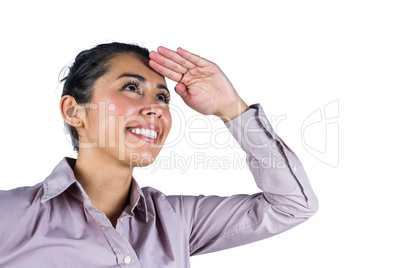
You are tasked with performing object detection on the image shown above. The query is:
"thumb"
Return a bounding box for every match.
[174,83,189,100]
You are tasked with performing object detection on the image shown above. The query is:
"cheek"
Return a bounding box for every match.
[105,97,141,123]
[164,110,172,132]
[87,96,138,138]
[105,100,140,142]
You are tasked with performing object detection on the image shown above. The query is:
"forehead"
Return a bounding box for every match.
[107,53,166,85]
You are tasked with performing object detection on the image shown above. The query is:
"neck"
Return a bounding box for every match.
[73,149,134,227]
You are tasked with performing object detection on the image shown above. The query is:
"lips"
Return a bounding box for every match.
[126,124,160,144]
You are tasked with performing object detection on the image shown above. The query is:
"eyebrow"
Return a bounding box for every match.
[117,73,170,94]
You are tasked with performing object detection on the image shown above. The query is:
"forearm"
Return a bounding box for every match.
[167,103,319,255]
[215,99,250,123]
[224,103,318,217]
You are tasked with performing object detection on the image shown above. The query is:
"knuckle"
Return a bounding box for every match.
[179,59,187,66]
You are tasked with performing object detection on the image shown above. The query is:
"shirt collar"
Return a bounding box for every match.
[41,157,150,223]
[41,157,79,203]
[127,179,149,223]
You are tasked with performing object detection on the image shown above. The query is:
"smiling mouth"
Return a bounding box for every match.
[126,124,160,143]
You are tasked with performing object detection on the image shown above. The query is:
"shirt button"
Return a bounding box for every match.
[292,165,297,172]
[123,256,132,264]
[120,218,123,222]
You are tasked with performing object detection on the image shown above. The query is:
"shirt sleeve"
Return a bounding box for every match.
[166,103,319,255]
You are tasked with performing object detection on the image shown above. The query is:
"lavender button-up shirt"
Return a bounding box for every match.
[0,104,318,267]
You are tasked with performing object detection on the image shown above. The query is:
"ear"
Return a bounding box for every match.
[60,95,84,128]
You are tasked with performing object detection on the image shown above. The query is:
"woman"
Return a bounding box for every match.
[0,42,318,267]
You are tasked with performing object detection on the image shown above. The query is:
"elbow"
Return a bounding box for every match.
[303,194,319,219]
[266,191,319,220]
[273,195,318,221]
[288,194,319,220]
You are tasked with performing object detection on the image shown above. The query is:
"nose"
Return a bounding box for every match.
[140,102,164,119]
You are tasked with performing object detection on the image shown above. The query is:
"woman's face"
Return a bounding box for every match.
[79,53,172,167]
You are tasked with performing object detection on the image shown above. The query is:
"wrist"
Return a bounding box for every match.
[216,100,249,123]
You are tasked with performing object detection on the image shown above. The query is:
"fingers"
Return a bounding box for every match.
[155,46,196,70]
[149,46,210,82]
[149,50,188,74]
[149,59,183,82]
[151,46,210,69]
[176,47,210,67]
[149,47,192,82]
[174,83,189,100]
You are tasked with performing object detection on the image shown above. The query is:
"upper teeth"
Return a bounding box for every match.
[130,128,158,139]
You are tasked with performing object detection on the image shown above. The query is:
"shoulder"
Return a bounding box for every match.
[140,186,195,203]
[141,186,167,200]
[0,183,44,219]
[140,186,201,215]
[140,186,184,212]
[0,183,44,207]
[0,183,46,247]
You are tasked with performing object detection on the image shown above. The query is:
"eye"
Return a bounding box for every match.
[156,92,171,104]
[122,80,141,94]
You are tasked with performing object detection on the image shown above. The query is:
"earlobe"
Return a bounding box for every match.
[60,95,84,127]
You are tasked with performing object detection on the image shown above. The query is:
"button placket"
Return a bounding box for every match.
[123,256,132,264]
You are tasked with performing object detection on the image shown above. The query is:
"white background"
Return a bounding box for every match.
[0,0,401,267]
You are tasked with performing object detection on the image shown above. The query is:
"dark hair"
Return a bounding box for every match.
[61,42,150,152]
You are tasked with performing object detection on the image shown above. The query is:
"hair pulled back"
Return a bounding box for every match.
[61,42,150,152]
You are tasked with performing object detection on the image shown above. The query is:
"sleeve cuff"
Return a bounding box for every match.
[224,103,280,152]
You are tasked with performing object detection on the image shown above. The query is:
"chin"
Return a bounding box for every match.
[127,150,159,168]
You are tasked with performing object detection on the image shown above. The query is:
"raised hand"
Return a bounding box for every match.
[149,47,249,122]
